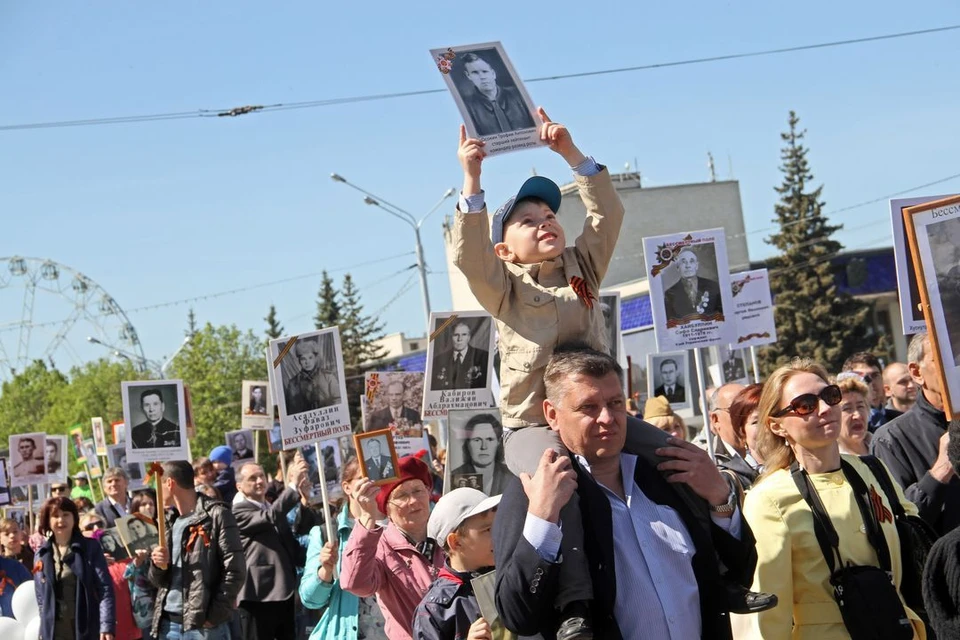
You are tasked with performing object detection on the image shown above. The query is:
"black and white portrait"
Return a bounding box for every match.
[268,420,282,454]
[247,385,268,415]
[429,317,492,391]
[355,430,399,486]
[927,217,960,367]
[364,372,424,435]
[4,507,25,530]
[9,433,46,486]
[9,485,39,507]
[117,515,159,554]
[122,380,188,464]
[662,244,724,325]
[241,380,272,430]
[84,438,103,479]
[445,409,510,496]
[107,443,145,489]
[599,292,621,363]
[720,346,749,384]
[99,528,129,561]
[0,459,10,506]
[45,435,68,484]
[226,429,255,468]
[648,352,691,411]
[91,417,107,456]
[278,333,343,415]
[112,421,125,445]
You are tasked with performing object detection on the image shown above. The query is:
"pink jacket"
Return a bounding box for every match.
[340,521,443,640]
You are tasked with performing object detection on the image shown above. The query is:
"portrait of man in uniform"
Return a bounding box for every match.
[130,387,181,450]
[663,246,723,324]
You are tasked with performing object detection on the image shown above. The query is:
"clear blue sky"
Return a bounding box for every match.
[2,1,958,370]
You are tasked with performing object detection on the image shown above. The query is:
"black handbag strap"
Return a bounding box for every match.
[790,460,894,574]
[860,455,906,519]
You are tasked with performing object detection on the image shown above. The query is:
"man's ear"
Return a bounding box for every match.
[493,242,515,262]
[908,361,924,387]
[709,411,721,435]
[544,399,560,432]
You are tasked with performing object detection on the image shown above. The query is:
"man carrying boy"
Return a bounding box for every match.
[412,487,501,640]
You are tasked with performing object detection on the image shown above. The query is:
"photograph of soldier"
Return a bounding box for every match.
[430,318,490,391]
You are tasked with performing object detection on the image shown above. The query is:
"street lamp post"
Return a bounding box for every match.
[87,335,191,377]
[331,173,455,328]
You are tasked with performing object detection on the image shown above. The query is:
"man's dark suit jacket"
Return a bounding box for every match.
[94,497,129,528]
[364,456,394,481]
[368,406,421,431]
[653,383,686,404]
[233,487,316,603]
[130,418,181,449]
[664,276,723,323]
[432,347,489,390]
[493,422,756,640]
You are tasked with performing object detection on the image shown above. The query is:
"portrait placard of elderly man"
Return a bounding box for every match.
[663,245,723,325]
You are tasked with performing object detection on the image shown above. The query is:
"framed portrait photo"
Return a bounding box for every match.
[69,425,85,463]
[444,408,509,497]
[429,41,543,157]
[225,429,256,470]
[647,351,693,414]
[363,371,425,435]
[116,515,159,555]
[0,459,10,506]
[729,269,777,348]
[423,311,497,419]
[354,429,400,487]
[107,443,145,490]
[903,195,960,419]
[241,380,272,430]
[45,435,68,485]
[99,527,130,561]
[91,417,108,457]
[122,380,189,464]
[9,433,47,487]
[111,421,125,445]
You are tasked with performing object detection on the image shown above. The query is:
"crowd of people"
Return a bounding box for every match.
[1,111,957,640]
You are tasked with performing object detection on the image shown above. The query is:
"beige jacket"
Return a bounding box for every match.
[451,168,625,428]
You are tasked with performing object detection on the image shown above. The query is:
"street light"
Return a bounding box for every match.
[87,335,191,377]
[330,173,456,328]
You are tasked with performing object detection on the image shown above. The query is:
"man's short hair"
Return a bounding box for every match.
[660,358,678,372]
[19,437,35,448]
[544,342,623,402]
[140,388,163,404]
[461,52,489,70]
[103,466,129,483]
[163,460,195,490]
[841,352,882,372]
[907,332,928,366]
[452,321,472,335]
[237,462,262,482]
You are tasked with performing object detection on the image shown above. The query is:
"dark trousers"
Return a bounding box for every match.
[238,597,296,640]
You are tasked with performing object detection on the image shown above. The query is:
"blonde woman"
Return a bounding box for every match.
[835,373,872,456]
[737,359,926,639]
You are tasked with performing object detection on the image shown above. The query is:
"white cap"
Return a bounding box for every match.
[427,487,501,545]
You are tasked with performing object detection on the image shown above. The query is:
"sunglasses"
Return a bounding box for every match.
[83,521,105,531]
[51,486,68,493]
[772,384,842,418]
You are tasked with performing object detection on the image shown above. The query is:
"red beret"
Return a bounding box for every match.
[376,455,433,514]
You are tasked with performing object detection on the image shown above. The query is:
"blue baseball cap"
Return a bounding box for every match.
[491,176,562,245]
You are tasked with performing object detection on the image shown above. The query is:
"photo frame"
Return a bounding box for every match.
[903,195,960,419]
[3,506,25,530]
[363,371,425,435]
[643,228,737,352]
[111,421,125,445]
[121,380,189,464]
[91,417,108,457]
[225,429,256,470]
[0,459,10,506]
[354,429,400,487]
[718,345,750,385]
[241,380,272,430]
[9,433,47,487]
[890,195,951,334]
[69,425,85,462]
[443,408,509,496]
[98,527,130,561]
[107,443,145,490]
[423,311,497,419]
[269,328,352,450]
[116,515,160,555]
[300,439,345,505]
[83,438,102,479]
[45,435,68,485]
[429,41,542,157]
[729,268,777,347]
[646,351,693,414]
[599,291,625,368]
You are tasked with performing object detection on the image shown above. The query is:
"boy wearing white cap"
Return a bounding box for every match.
[412,488,501,640]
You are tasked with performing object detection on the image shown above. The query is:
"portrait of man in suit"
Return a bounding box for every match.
[367,380,422,431]
[432,321,490,390]
[130,387,181,450]
[653,357,686,404]
[663,246,723,324]
[723,350,747,382]
[361,437,395,482]
[231,432,255,461]
[45,439,62,475]
[456,51,535,137]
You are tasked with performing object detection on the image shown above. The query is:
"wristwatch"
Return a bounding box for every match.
[709,488,737,515]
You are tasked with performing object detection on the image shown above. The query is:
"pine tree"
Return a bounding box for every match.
[185,308,198,338]
[264,304,284,339]
[338,273,388,429]
[314,271,341,330]
[759,111,877,374]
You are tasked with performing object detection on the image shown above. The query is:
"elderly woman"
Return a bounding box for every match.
[643,395,689,440]
[835,373,872,456]
[35,496,116,640]
[340,455,444,640]
[449,412,510,495]
[737,359,926,639]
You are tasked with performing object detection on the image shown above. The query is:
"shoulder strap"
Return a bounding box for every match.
[790,462,842,574]
[860,455,906,519]
[841,459,894,572]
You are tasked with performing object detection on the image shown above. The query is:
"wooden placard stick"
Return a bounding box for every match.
[147,462,168,569]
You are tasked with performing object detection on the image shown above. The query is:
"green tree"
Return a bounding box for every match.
[168,323,267,456]
[43,358,146,434]
[760,111,877,374]
[336,274,387,429]
[264,304,285,339]
[186,308,199,338]
[0,360,69,442]
[314,271,341,330]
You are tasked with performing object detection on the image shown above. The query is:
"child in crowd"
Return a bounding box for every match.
[0,517,33,573]
[412,488,500,640]
[453,110,770,636]
[208,445,237,503]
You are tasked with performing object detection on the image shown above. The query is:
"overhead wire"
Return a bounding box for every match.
[1,24,957,132]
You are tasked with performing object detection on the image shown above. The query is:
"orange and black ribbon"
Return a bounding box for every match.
[32,560,43,575]
[0,570,16,595]
[145,462,164,486]
[869,485,893,525]
[569,276,596,309]
[185,524,211,552]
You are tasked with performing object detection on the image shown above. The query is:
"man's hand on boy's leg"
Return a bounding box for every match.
[519,448,578,525]
[458,124,486,198]
[538,107,586,168]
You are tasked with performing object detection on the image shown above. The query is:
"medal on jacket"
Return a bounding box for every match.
[569,276,596,309]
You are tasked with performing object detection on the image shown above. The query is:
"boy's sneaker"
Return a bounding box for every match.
[725,583,778,614]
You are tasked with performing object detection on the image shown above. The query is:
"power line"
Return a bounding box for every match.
[2,24,957,132]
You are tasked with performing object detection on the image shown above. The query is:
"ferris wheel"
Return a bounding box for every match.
[0,256,146,380]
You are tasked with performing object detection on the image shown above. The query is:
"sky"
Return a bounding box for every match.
[1,1,959,373]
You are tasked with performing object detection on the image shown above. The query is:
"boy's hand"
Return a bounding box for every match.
[467,617,492,640]
[458,125,485,197]
[520,448,577,524]
[538,107,585,167]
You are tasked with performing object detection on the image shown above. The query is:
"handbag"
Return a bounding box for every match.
[791,461,914,640]
[860,454,939,614]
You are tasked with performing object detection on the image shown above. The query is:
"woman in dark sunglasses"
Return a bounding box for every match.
[732,359,926,639]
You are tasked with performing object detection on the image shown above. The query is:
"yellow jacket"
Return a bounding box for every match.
[735,454,926,640]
